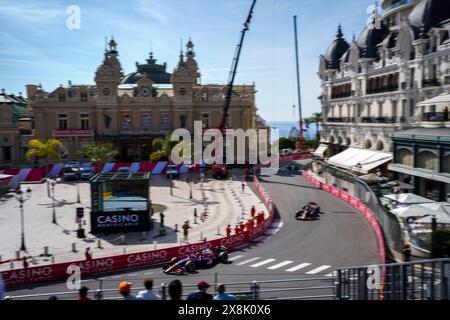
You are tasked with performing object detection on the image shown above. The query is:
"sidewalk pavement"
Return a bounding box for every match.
[0,169,267,271]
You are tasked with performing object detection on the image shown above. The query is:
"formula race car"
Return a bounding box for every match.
[162,245,229,274]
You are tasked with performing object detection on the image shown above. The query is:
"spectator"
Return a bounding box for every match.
[118,281,140,300]
[234,224,240,235]
[213,284,236,301]
[186,280,213,301]
[85,247,92,260]
[245,220,251,231]
[402,244,411,262]
[239,222,246,233]
[250,206,256,218]
[225,224,232,237]
[48,296,58,300]
[168,279,183,301]
[137,278,161,300]
[22,257,29,269]
[242,182,245,192]
[77,286,91,301]
[0,273,5,300]
[182,220,189,243]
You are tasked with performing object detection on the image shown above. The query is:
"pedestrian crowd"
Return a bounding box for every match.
[67,278,236,301]
[226,206,265,237]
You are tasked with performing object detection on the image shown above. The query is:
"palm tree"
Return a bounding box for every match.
[25,138,62,177]
[305,112,322,140]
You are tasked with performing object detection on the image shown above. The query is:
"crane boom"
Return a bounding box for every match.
[219,0,257,130]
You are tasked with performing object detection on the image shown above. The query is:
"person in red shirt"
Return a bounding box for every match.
[250,206,256,218]
[258,211,264,224]
[77,286,92,301]
[239,222,246,233]
[225,225,232,237]
[246,219,253,231]
[85,247,92,260]
[234,225,240,235]
[23,257,29,269]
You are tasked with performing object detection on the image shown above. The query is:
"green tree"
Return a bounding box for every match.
[25,139,62,168]
[150,136,179,162]
[305,112,322,140]
[276,137,296,151]
[77,142,118,163]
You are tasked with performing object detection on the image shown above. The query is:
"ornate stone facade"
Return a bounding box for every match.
[318,0,450,156]
[28,39,260,161]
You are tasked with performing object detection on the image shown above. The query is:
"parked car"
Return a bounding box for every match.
[80,164,95,180]
[117,166,130,173]
[281,148,294,156]
[166,164,180,179]
[63,162,80,181]
[162,245,229,274]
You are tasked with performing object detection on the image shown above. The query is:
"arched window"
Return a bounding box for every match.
[376,140,384,151]
[397,148,413,167]
[417,151,438,171]
[329,136,336,144]
[346,138,351,146]
[364,139,372,149]
[442,155,450,173]
[337,136,343,145]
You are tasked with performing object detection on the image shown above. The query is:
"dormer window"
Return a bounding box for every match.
[80,92,88,102]
[58,93,66,102]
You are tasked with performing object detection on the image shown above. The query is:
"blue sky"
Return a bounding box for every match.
[0,0,377,121]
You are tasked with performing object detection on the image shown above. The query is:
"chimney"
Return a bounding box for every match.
[26,85,38,100]
[1,88,5,94]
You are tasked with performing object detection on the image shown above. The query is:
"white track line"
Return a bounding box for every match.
[306,265,332,275]
[285,263,311,272]
[250,259,276,268]
[236,257,260,266]
[228,255,244,262]
[267,261,294,270]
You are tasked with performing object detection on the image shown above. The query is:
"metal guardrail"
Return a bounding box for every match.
[306,160,404,260]
[335,258,450,300]
[6,275,336,300]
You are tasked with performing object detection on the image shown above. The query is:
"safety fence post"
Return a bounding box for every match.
[160,283,167,300]
[251,281,259,300]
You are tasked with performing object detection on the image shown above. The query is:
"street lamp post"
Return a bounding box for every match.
[51,181,57,224]
[14,187,32,252]
[76,183,81,204]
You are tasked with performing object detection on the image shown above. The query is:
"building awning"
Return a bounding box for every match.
[388,164,450,184]
[327,147,393,174]
[417,93,450,106]
[313,144,329,157]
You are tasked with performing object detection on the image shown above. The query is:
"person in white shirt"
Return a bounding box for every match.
[137,278,161,300]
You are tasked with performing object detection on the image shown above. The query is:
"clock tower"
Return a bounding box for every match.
[171,40,200,131]
[95,37,123,134]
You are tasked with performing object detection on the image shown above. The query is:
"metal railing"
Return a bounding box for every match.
[306,160,404,260]
[5,274,336,300]
[335,258,450,300]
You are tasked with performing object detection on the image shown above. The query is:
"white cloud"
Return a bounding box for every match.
[0,1,64,24]
[133,0,177,23]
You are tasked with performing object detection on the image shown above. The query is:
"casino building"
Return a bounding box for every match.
[27,39,262,161]
[316,0,450,174]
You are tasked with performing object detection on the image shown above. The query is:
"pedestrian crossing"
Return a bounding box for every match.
[230,254,334,276]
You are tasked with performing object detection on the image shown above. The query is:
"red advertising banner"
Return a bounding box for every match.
[2,154,307,288]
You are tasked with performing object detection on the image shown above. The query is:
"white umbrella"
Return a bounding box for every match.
[391,205,428,218]
[383,193,435,205]
[406,203,450,224]
[415,213,450,224]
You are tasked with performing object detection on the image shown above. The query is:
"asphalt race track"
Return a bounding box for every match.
[6,160,381,300]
